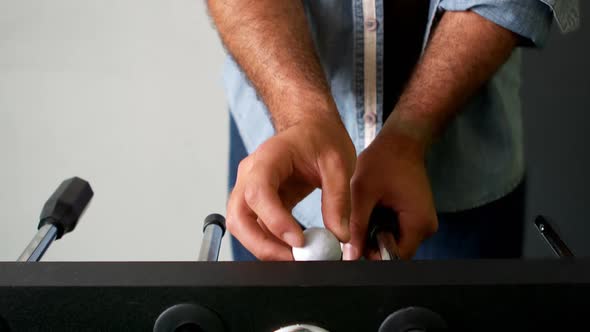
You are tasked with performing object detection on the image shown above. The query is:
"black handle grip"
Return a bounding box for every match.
[38,177,94,239]
[203,213,226,236]
[367,205,400,248]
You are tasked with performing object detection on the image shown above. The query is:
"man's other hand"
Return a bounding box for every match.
[344,128,438,260]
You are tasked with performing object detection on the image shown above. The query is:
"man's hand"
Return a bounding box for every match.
[227,114,356,260]
[344,10,519,260]
[345,119,437,260]
[207,0,356,260]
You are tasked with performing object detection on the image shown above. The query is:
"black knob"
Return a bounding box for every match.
[38,177,94,239]
[379,307,447,332]
[153,303,225,332]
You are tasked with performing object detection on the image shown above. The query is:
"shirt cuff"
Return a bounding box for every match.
[539,0,580,33]
[439,0,554,47]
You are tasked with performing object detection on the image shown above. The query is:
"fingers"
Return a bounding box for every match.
[226,150,304,260]
[244,146,306,245]
[345,182,438,261]
[396,212,438,259]
[365,212,437,260]
[244,177,304,247]
[343,180,375,260]
[227,125,357,260]
[360,213,436,261]
[365,249,381,261]
[319,154,353,243]
[226,186,294,261]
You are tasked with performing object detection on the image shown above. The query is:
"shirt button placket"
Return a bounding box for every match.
[364,111,377,126]
[365,18,379,31]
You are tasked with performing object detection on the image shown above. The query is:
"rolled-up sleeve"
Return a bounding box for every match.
[438,0,580,47]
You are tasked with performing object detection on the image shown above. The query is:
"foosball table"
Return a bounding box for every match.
[1,177,587,332]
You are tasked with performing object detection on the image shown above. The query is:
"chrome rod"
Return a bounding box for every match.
[376,231,400,261]
[17,224,58,262]
[198,223,223,262]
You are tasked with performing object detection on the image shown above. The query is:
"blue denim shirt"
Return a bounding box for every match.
[221,0,580,228]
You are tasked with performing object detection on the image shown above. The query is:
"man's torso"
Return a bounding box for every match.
[220,0,568,228]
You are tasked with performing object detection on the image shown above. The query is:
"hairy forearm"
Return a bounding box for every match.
[207,0,340,132]
[382,10,519,149]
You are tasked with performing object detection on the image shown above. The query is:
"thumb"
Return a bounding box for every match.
[319,156,353,243]
[344,190,374,261]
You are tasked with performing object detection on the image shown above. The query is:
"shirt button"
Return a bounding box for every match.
[364,112,377,125]
[365,18,378,31]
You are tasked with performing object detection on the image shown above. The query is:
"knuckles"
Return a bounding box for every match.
[236,158,252,178]
[224,210,238,235]
[350,175,371,198]
[323,149,346,168]
[243,184,261,208]
[419,215,439,238]
[323,147,357,175]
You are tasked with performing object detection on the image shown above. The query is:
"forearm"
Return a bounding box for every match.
[381,10,519,150]
[207,0,339,132]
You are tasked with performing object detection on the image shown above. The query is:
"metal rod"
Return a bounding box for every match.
[17,224,58,262]
[535,216,574,258]
[198,223,223,262]
[376,231,400,260]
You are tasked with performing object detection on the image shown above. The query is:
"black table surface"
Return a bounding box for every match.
[1,259,589,331]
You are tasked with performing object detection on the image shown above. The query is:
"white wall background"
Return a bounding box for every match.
[0,1,233,261]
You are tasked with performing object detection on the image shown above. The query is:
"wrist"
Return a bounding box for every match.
[377,110,436,159]
[270,91,343,132]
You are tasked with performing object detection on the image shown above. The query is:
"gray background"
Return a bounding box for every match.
[522,3,589,257]
[0,1,587,261]
[0,1,233,261]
